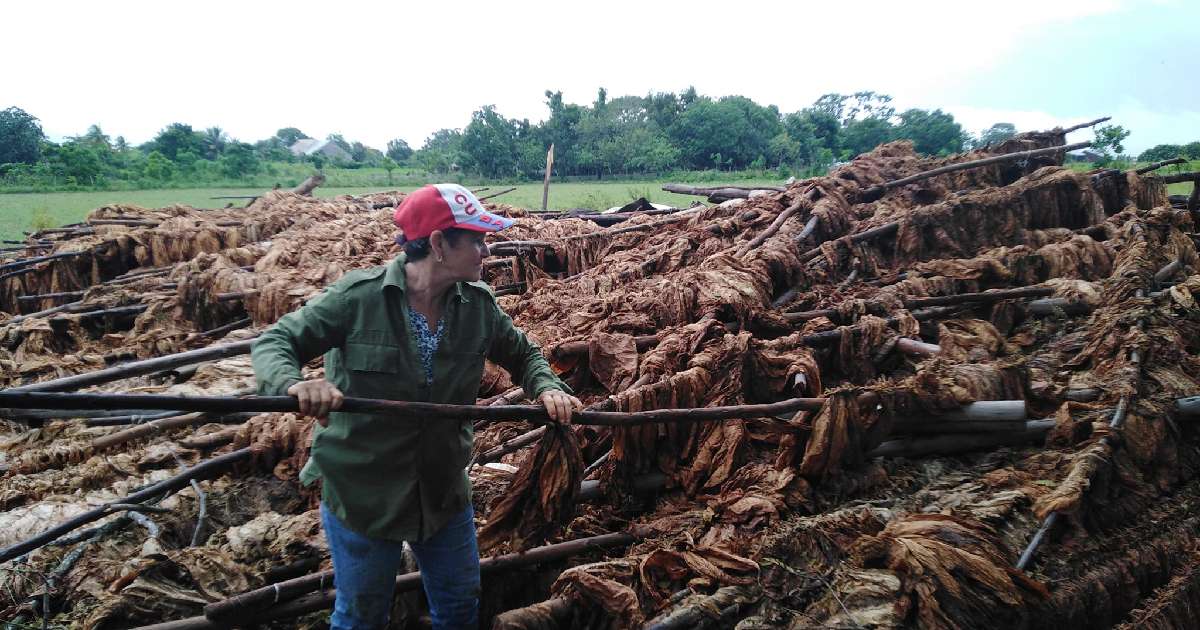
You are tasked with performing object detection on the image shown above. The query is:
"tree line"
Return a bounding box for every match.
[1,89,1124,191]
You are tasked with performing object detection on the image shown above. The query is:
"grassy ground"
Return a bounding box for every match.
[0,181,781,242]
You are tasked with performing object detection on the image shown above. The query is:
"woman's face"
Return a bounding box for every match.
[437,230,489,282]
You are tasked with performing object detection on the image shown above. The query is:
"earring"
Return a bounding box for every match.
[437,256,444,262]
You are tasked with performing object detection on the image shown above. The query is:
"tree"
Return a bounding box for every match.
[218,142,259,178]
[150,123,205,161]
[1137,143,1184,163]
[1184,142,1200,160]
[202,127,228,160]
[386,139,413,162]
[460,105,518,178]
[784,108,840,160]
[894,108,967,155]
[45,141,105,185]
[0,106,45,165]
[668,96,780,170]
[143,150,175,181]
[841,117,895,158]
[976,123,1017,148]
[274,127,308,147]
[413,128,464,174]
[541,90,586,175]
[381,157,399,184]
[1093,124,1131,159]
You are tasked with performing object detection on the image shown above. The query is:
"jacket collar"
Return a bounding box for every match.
[382,254,468,303]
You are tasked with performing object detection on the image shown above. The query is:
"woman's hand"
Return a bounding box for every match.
[287,379,344,426]
[539,389,583,424]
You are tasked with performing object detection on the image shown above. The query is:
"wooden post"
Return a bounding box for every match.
[542,143,555,212]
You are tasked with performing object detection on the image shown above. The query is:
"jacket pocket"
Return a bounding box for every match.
[344,342,402,373]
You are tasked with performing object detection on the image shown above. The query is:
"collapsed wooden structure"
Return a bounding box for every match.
[2,120,1200,629]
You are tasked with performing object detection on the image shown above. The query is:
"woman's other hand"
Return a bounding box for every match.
[539,389,583,424]
[287,379,344,426]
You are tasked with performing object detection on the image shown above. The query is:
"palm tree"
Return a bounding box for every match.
[203,127,227,160]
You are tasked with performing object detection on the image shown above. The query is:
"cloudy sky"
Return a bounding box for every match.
[3,0,1195,155]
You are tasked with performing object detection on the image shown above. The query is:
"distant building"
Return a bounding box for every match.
[1067,149,1106,163]
[289,138,352,162]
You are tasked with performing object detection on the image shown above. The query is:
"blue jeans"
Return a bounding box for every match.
[321,503,480,630]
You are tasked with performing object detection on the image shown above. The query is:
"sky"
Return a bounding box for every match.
[2,0,1197,156]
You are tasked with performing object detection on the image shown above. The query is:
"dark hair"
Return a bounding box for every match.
[401,227,471,261]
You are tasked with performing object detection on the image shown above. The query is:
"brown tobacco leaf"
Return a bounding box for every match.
[588,332,638,393]
[852,514,1048,630]
[478,423,584,551]
[551,557,645,629]
[638,545,759,608]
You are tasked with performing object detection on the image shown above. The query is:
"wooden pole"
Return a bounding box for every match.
[561,208,704,241]
[783,285,1056,322]
[0,448,253,563]
[858,141,1091,202]
[478,187,517,202]
[542,143,554,211]
[1059,116,1112,134]
[0,392,826,427]
[1027,298,1093,317]
[1160,171,1200,184]
[0,251,85,274]
[49,304,148,322]
[1155,259,1184,285]
[17,291,85,303]
[4,301,92,326]
[187,531,636,628]
[736,197,807,256]
[9,338,257,392]
[488,240,555,253]
[867,424,1049,458]
[797,221,898,263]
[292,174,326,196]
[1136,157,1187,174]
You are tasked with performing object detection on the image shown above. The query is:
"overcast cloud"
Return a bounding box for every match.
[2,0,1195,155]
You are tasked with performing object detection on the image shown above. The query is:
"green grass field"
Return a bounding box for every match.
[0,181,783,242]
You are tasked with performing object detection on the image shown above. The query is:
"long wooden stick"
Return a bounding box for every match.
[783,285,1055,322]
[859,141,1091,202]
[9,339,258,392]
[17,291,85,303]
[50,304,148,322]
[180,531,637,628]
[1059,116,1111,134]
[0,392,825,426]
[797,221,898,263]
[561,208,704,241]
[0,251,86,273]
[867,424,1049,458]
[1161,171,1200,184]
[479,187,517,202]
[1136,157,1187,174]
[736,197,807,256]
[4,301,92,326]
[554,306,961,360]
[0,448,253,564]
[488,240,555,253]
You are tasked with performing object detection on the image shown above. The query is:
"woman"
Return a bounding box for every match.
[252,183,581,630]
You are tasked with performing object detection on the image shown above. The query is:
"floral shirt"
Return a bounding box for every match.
[407,307,445,386]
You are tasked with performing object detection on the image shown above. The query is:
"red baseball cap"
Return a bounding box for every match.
[393,184,514,242]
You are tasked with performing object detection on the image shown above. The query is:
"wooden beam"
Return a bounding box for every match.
[858,141,1091,202]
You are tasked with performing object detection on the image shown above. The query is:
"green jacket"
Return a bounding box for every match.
[251,254,568,542]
